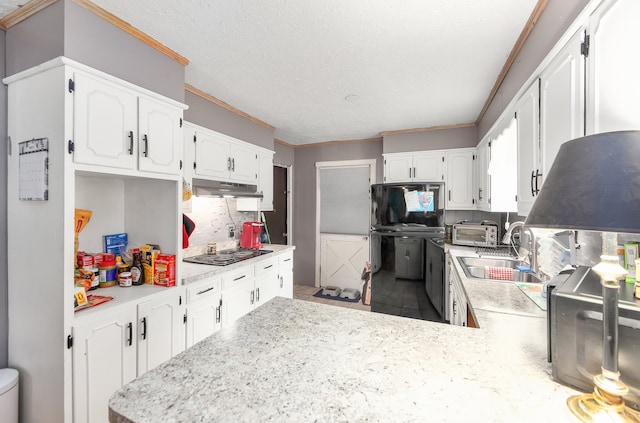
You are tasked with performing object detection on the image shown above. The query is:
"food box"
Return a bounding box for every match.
[154,254,176,287]
[141,244,161,285]
[103,233,128,255]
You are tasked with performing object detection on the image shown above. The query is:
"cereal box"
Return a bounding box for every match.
[153,254,176,287]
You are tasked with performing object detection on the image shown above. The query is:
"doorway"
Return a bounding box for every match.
[315,160,376,289]
[263,164,292,245]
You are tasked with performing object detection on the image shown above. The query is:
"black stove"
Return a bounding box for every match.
[183,249,272,266]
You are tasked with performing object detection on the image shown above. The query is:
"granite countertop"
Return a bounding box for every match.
[110,248,582,423]
[181,244,295,285]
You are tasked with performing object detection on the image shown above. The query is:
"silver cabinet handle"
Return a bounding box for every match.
[280,276,284,288]
[250,290,255,304]
[256,287,260,302]
[143,134,149,157]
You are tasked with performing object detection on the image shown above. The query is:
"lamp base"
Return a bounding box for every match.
[567,385,640,422]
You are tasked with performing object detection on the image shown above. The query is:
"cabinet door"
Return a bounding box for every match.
[137,290,185,376]
[138,96,183,175]
[445,150,474,210]
[541,29,585,183]
[72,307,137,423]
[185,293,222,348]
[195,130,232,180]
[229,141,259,184]
[474,142,491,211]
[73,72,137,169]
[255,270,280,306]
[384,154,413,182]
[587,0,640,134]
[236,150,274,211]
[221,277,255,327]
[515,80,541,216]
[413,151,445,182]
[278,252,294,299]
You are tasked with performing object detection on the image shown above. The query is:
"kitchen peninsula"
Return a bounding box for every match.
[109,251,582,423]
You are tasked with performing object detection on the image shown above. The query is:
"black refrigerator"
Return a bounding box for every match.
[370,182,445,321]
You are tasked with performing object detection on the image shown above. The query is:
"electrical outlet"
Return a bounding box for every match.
[228,226,235,238]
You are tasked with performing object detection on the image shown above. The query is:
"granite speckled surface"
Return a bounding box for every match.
[110,246,581,422]
[181,244,295,284]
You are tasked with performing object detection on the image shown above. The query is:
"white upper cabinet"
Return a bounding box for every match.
[72,71,184,175]
[237,149,275,211]
[73,72,138,170]
[540,28,585,181]
[383,151,445,183]
[474,141,491,211]
[515,80,541,216]
[587,0,640,134]
[138,96,184,174]
[445,149,474,210]
[190,123,259,185]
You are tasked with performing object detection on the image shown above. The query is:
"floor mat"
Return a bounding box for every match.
[313,289,361,303]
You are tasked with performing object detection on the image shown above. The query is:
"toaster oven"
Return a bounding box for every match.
[452,221,498,247]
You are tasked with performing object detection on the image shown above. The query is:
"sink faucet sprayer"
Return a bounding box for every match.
[502,221,538,274]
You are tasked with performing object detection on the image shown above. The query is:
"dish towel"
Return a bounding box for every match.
[487,266,514,281]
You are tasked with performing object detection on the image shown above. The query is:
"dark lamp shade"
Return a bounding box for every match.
[525,130,640,234]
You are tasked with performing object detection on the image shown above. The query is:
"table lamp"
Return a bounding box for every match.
[525,130,640,421]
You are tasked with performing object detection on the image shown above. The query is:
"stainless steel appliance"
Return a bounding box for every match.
[548,266,640,410]
[452,221,498,247]
[370,182,445,321]
[184,249,272,266]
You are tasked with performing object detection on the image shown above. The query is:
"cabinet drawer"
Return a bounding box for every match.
[279,251,293,266]
[186,278,220,304]
[221,267,254,290]
[254,257,278,276]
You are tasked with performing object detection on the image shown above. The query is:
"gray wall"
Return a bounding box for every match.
[0,30,7,368]
[274,141,294,167]
[292,140,383,286]
[478,0,589,138]
[382,125,477,153]
[6,0,185,102]
[184,91,274,150]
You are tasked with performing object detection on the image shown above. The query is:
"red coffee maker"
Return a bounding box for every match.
[239,221,263,249]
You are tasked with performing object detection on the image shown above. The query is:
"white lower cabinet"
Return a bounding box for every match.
[447,257,468,327]
[72,289,185,423]
[137,290,186,375]
[222,274,256,327]
[185,278,222,348]
[278,251,294,299]
[72,307,137,423]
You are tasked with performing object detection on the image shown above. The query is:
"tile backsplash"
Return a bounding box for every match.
[183,197,258,257]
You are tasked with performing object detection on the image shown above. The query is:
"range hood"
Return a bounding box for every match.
[192,178,263,198]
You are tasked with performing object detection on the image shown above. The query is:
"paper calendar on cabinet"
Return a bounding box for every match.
[19,138,49,201]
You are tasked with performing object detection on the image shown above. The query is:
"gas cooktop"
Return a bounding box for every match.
[183,249,272,266]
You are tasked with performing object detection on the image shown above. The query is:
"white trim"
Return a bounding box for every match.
[314,159,376,287]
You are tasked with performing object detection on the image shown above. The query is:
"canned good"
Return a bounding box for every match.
[119,272,132,287]
[207,242,217,255]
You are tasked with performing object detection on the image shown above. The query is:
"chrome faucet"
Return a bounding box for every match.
[502,221,538,274]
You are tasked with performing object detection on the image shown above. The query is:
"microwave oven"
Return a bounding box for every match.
[452,221,498,247]
[548,266,640,411]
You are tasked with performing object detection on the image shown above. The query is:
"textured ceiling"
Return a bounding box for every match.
[4,0,539,144]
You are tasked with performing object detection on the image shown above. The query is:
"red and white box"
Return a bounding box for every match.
[153,254,176,287]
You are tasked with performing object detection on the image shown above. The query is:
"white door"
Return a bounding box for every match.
[316,161,375,289]
[384,154,413,182]
[587,0,640,134]
[278,252,294,298]
[195,130,232,180]
[320,234,370,290]
[72,307,137,423]
[413,151,445,182]
[540,29,585,180]
[73,71,137,169]
[229,141,259,183]
[445,150,474,210]
[185,293,221,348]
[137,290,185,375]
[221,277,255,327]
[515,79,541,216]
[138,96,182,175]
